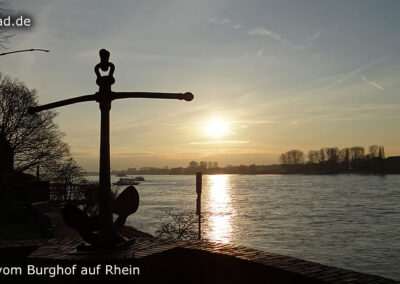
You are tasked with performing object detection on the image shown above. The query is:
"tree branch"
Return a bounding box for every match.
[0,49,49,56]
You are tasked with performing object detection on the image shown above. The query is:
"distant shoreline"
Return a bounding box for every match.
[85,171,400,176]
[85,156,400,176]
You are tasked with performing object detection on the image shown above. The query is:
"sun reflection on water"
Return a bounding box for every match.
[205,175,234,243]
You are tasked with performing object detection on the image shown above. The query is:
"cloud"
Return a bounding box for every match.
[303,66,366,95]
[209,18,243,31]
[247,27,290,45]
[308,31,321,41]
[112,152,156,157]
[190,140,249,145]
[295,30,321,51]
[209,18,230,25]
[231,120,276,125]
[361,75,384,91]
[287,103,400,124]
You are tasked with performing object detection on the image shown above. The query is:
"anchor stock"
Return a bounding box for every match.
[27,92,193,114]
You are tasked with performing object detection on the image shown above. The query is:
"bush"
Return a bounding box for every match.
[156,210,199,240]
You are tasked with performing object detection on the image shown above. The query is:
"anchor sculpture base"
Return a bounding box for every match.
[75,238,136,254]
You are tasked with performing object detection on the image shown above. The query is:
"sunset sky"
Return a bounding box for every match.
[2,0,400,171]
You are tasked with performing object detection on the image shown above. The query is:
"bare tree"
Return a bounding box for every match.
[50,157,86,201]
[369,145,379,158]
[0,1,13,49]
[325,147,339,162]
[189,161,198,168]
[0,73,69,174]
[325,147,340,168]
[339,147,350,162]
[350,146,365,161]
[368,145,385,159]
[318,148,326,164]
[199,161,207,170]
[156,210,199,240]
[307,150,319,164]
[279,153,288,165]
[339,147,351,169]
[280,149,305,165]
[378,145,385,159]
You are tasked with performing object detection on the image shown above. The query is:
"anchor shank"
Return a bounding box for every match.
[99,96,114,237]
[112,92,194,102]
[28,94,97,114]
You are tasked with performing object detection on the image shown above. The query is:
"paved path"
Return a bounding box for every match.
[46,210,79,238]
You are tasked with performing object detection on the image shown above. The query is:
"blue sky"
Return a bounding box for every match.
[2,0,400,170]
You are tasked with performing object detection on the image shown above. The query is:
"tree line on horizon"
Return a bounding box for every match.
[280,145,385,166]
[278,145,395,173]
[110,144,400,175]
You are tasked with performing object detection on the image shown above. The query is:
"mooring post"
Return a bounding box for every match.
[196,172,202,240]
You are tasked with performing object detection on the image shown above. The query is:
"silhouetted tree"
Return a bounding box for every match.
[349,146,365,169]
[199,161,207,170]
[378,145,385,159]
[325,147,339,161]
[49,157,86,201]
[369,145,379,158]
[280,149,305,165]
[0,74,69,173]
[339,147,351,170]
[156,210,199,240]
[325,147,340,169]
[279,153,288,165]
[350,146,365,161]
[188,161,198,168]
[0,1,13,49]
[318,148,326,164]
[307,150,319,164]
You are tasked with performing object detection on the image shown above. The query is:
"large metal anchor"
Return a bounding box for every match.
[28,49,193,250]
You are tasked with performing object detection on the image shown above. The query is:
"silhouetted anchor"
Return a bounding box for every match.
[28,49,194,250]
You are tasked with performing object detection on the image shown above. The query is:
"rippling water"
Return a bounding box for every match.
[94,174,400,280]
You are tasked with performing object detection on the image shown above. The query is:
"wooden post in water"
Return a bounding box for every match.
[196,172,202,240]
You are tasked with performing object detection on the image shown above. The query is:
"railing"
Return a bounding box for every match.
[48,182,99,208]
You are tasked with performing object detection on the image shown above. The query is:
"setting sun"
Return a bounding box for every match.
[206,120,228,138]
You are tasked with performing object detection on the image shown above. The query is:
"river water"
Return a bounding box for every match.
[90,174,400,280]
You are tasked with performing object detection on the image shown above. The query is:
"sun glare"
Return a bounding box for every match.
[206,120,228,138]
